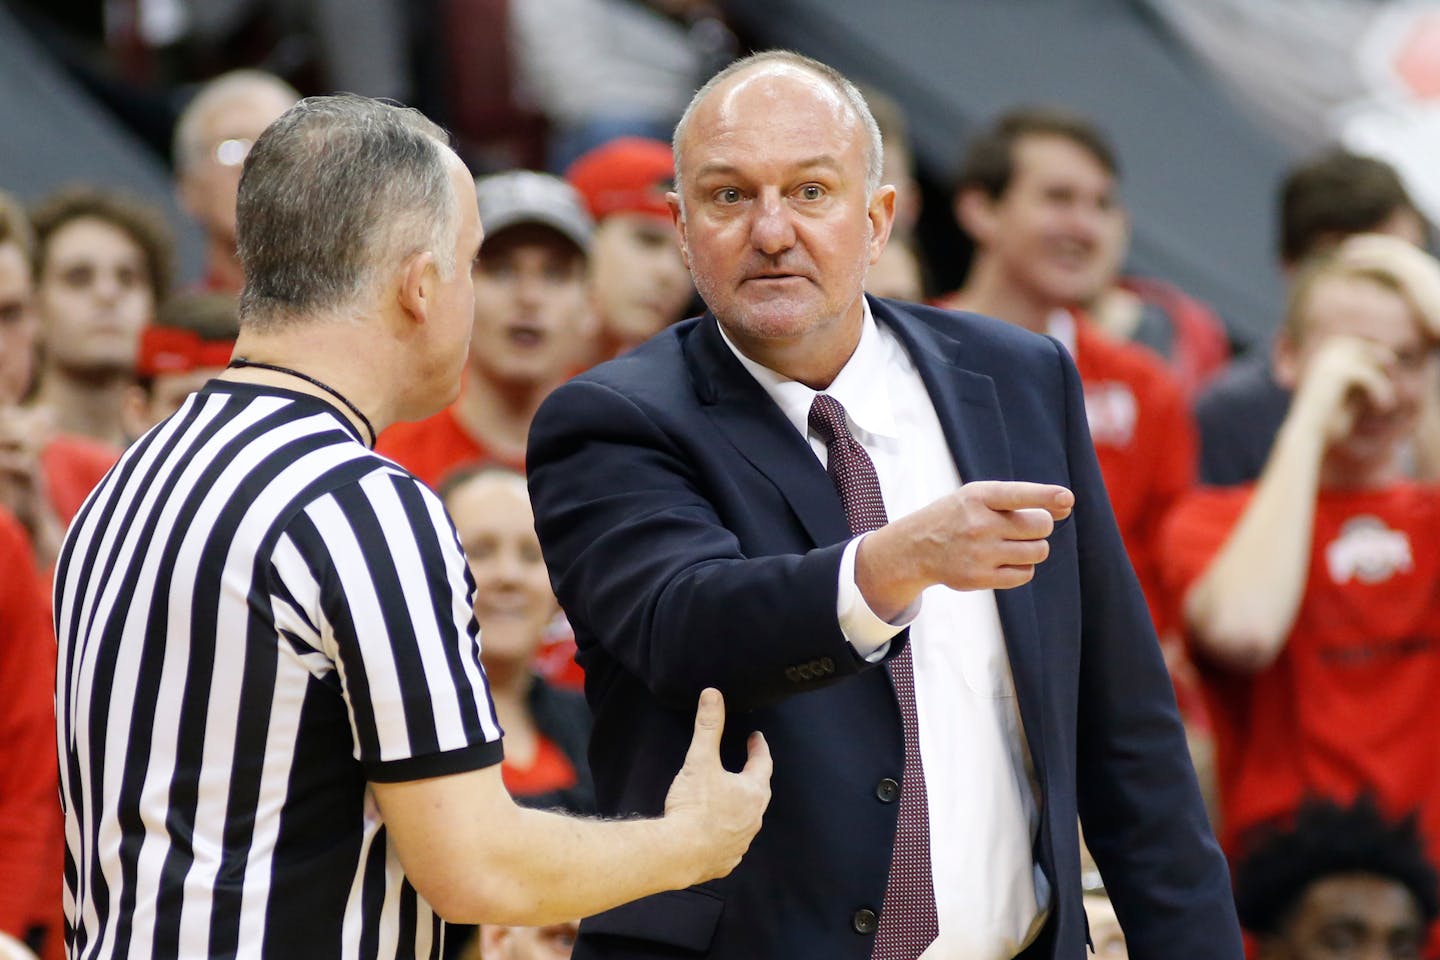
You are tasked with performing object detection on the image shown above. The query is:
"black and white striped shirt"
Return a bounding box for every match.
[55,381,503,959]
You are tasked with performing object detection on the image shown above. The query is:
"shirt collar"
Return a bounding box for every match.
[717,298,900,443]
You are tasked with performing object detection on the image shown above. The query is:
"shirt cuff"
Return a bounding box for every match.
[837,533,920,662]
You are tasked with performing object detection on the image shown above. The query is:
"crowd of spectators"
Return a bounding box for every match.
[5,3,1440,959]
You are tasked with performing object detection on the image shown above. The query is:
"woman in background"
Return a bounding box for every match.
[442,465,595,815]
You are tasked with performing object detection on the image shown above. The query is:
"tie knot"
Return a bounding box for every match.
[808,393,851,447]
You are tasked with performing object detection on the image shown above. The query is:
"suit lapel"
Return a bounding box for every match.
[874,298,1014,484]
[683,314,852,548]
[682,302,1049,782]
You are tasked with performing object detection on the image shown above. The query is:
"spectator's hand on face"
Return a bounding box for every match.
[0,406,64,566]
[1293,334,1400,445]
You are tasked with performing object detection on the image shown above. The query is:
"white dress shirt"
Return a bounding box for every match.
[720,302,1049,959]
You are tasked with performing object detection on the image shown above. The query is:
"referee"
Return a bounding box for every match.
[54,95,771,960]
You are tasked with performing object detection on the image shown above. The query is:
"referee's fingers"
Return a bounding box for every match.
[683,688,726,769]
[740,731,773,785]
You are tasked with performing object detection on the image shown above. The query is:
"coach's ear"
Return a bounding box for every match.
[668,191,691,273]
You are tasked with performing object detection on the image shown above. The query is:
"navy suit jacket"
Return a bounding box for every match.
[526,297,1242,959]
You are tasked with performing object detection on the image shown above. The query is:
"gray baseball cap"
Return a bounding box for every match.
[474,170,594,252]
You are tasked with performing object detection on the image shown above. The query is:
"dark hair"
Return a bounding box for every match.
[955,105,1118,200]
[1279,150,1424,265]
[30,185,175,308]
[236,94,458,328]
[158,292,240,342]
[1234,793,1440,936]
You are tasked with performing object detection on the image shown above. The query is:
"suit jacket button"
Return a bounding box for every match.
[852,908,879,935]
[876,778,899,803]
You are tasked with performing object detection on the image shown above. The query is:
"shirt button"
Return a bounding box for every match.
[875,778,899,803]
[852,907,879,935]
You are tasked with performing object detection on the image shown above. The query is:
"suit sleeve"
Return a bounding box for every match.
[1058,345,1244,959]
[527,377,878,713]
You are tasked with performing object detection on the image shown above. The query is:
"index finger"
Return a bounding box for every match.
[977,481,1073,519]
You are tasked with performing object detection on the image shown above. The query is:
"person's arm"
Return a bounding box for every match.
[0,408,63,570]
[1182,335,1393,672]
[853,480,1072,621]
[372,688,770,925]
[0,512,59,942]
[527,377,1070,713]
[282,473,772,925]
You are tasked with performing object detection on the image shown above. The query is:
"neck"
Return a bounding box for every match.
[486,656,533,699]
[204,237,246,295]
[952,259,1055,334]
[1319,450,1404,491]
[34,368,132,447]
[224,322,391,445]
[452,371,559,462]
[488,667,539,765]
[486,661,535,728]
[722,299,864,390]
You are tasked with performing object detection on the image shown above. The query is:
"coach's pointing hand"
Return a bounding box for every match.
[856,480,1075,621]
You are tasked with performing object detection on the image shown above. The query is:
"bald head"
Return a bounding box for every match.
[173,70,300,171]
[672,51,883,208]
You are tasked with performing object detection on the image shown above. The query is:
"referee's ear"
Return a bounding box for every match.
[397,250,438,326]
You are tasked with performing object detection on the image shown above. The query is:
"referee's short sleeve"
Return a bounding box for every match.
[295,469,504,781]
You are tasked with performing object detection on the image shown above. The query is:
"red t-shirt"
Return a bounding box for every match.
[42,434,120,525]
[501,734,579,798]
[1071,318,1197,639]
[1161,483,1440,864]
[374,407,523,490]
[0,507,63,958]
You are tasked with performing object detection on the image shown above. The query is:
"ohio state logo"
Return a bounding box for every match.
[1084,381,1137,447]
[1325,515,1414,584]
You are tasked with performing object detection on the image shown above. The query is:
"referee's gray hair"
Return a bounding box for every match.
[236,94,459,329]
[672,51,884,208]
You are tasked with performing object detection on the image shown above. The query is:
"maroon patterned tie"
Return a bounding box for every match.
[808,393,938,959]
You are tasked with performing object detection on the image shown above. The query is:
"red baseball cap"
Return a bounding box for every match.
[566,137,675,221]
[136,326,234,378]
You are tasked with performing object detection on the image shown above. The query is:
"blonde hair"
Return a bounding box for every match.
[1284,233,1440,344]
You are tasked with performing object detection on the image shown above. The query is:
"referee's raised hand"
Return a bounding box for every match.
[663,688,773,883]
